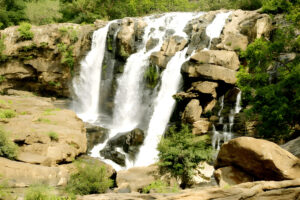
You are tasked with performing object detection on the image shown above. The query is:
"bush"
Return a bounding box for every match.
[0,128,18,160]
[0,109,16,119]
[47,131,59,141]
[144,64,160,89]
[66,160,113,195]
[142,180,179,193]
[0,34,7,62]
[262,0,293,13]
[157,124,213,187]
[18,22,34,41]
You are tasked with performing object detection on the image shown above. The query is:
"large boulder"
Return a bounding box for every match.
[214,166,254,187]
[190,50,240,71]
[182,62,237,84]
[117,18,136,59]
[0,95,87,166]
[116,165,158,192]
[0,157,68,187]
[192,118,211,135]
[182,99,202,124]
[215,137,300,181]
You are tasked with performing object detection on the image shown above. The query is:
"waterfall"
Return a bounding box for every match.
[72,23,112,123]
[72,11,233,170]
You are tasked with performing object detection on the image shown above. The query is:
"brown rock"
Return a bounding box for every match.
[214,166,254,187]
[116,165,159,192]
[0,95,87,166]
[215,137,300,181]
[0,157,68,187]
[173,92,199,101]
[182,99,202,124]
[191,50,240,70]
[182,62,237,84]
[192,162,214,184]
[192,118,211,135]
[117,18,136,57]
[188,81,218,98]
[204,99,217,113]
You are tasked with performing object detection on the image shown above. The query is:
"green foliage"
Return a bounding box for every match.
[47,131,59,141]
[25,0,62,25]
[142,180,179,193]
[66,160,113,195]
[18,22,34,40]
[262,0,293,13]
[0,109,16,119]
[157,124,213,187]
[237,9,300,142]
[0,76,5,83]
[25,185,75,200]
[144,64,160,89]
[0,128,18,160]
[35,117,52,124]
[0,34,7,62]
[59,26,78,43]
[0,0,28,29]
[58,43,75,71]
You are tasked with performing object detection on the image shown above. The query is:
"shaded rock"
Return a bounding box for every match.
[182,62,237,84]
[187,81,218,98]
[182,99,202,124]
[214,166,254,187]
[116,165,158,192]
[215,137,300,181]
[146,37,159,51]
[0,95,86,166]
[191,50,240,70]
[192,118,211,135]
[0,157,68,187]
[100,147,126,166]
[85,123,109,152]
[224,87,240,103]
[282,137,300,158]
[173,92,199,101]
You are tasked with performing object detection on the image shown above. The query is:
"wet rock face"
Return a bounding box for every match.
[85,123,109,153]
[100,128,145,166]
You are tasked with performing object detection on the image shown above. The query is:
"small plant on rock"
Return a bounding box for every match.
[0,128,18,160]
[18,22,34,41]
[47,131,59,141]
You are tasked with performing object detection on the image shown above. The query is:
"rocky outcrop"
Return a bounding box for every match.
[215,137,300,182]
[0,157,68,187]
[78,179,300,200]
[150,36,187,69]
[0,23,99,97]
[0,94,86,166]
[192,118,211,135]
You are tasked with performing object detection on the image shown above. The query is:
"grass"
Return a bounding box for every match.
[0,109,16,119]
[35,118,52,124]
[43,108,61,116]
[47,131,59,141]
[18,22,34,41]
[25,184,75,200]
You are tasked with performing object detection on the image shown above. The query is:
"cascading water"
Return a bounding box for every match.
[72,22,112,123]
[212,90,242,150]
[72,11,233,170]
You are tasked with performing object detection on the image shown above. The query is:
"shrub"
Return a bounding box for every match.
[142,180,179,193]
[47,131,59,141]
[157,124,213,187]
[25,185,75,200]
[18,22,34,41]
[58,43,75,71]
[66,160,113,195]
[0,109,16,119]
[144,64,160,89]
[0,128,18,160]
[0,34,7,62]
[262,0,292,13]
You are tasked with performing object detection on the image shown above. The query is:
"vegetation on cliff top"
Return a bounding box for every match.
[237,0,299,142]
